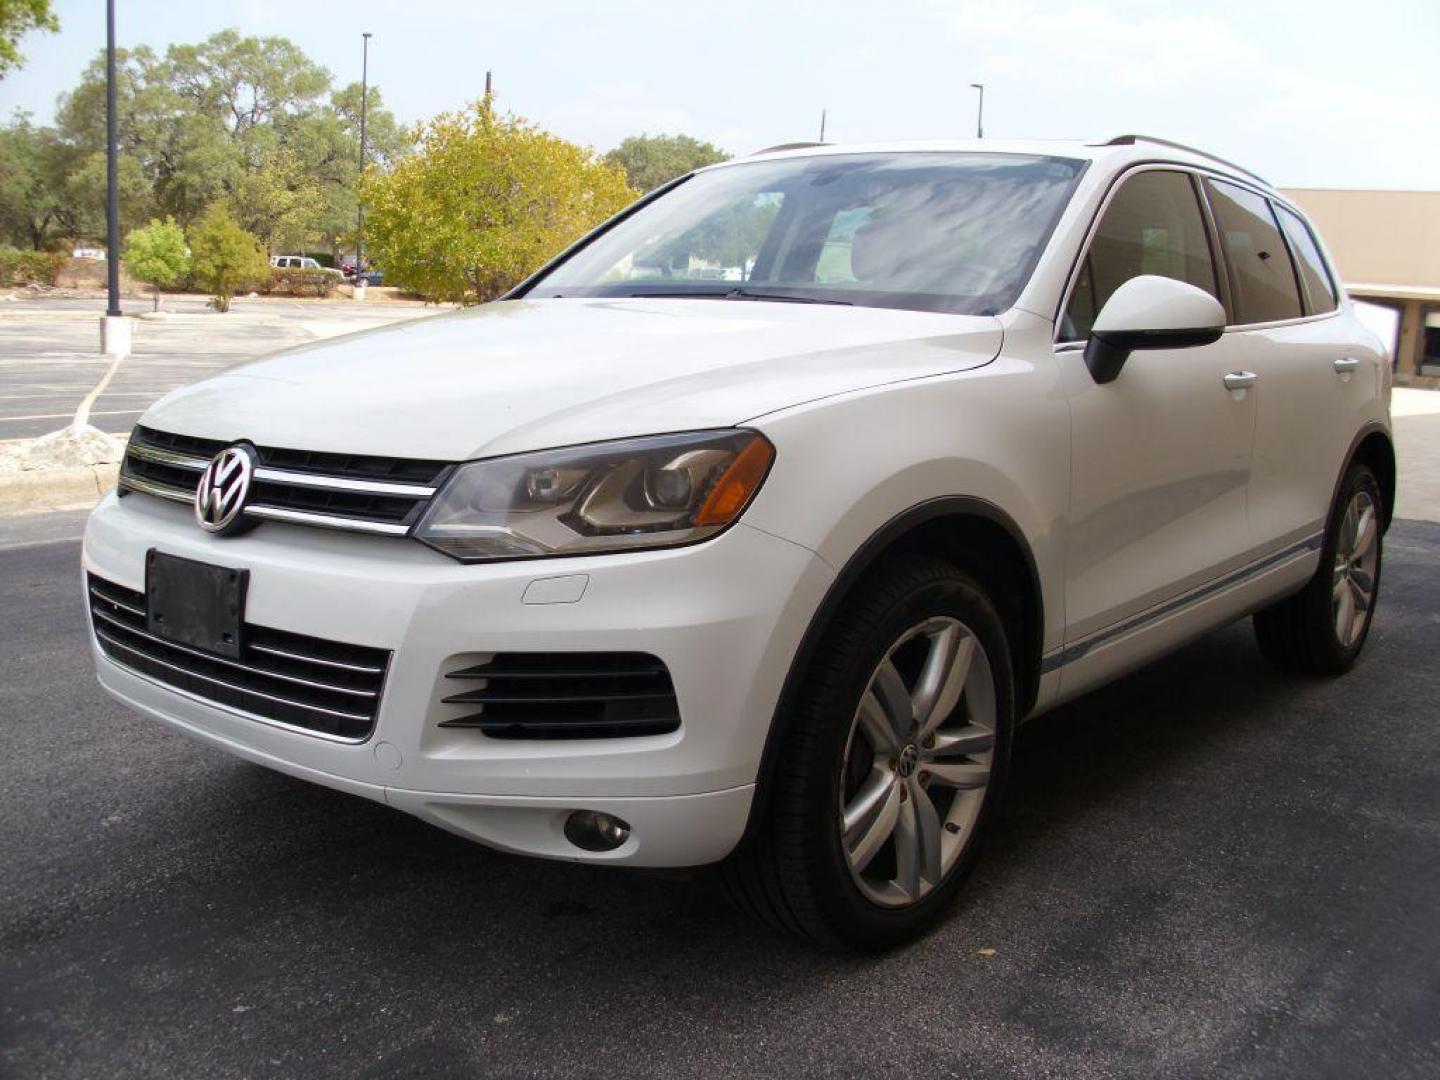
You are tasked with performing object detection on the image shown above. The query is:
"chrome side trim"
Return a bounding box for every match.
[117,473,193,504]
[91,607,378,699]
[88,585,146,619]
[243,504,413,536]
[94,646,374,745]
[1041,532,1324,673]
[125,441,209,471]
[94,627,375,723]
[252,466,437,499]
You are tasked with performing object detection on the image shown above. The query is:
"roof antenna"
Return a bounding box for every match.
[819,108,827,142]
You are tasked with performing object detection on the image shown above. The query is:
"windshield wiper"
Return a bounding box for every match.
[627,287,851,306]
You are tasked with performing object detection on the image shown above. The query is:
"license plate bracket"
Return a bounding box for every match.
[145,549,248,659]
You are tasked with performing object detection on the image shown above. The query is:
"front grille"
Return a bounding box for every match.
[118,425,453,536]
[88,574,391,741]
[439,653,680,739]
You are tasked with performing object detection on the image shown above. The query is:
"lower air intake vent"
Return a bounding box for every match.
[439,653,680,739]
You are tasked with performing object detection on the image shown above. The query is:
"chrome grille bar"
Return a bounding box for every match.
[120,426,449,537]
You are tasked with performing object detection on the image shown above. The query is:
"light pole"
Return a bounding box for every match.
[354,31,372,298]
[101,0,129,356]
[970,83,984,139]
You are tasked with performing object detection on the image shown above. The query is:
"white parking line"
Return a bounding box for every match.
[0,408,144,423]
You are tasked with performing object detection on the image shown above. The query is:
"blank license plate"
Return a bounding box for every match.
[145,549,249,659]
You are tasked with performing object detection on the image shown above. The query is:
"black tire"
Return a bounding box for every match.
[720,554,1014,950]
[1253,462,1384,675]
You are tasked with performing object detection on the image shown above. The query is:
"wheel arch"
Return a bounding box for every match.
[1343,423,1396,531]
[740,496,1044,845]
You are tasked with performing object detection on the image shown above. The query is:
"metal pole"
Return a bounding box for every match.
[819,109,826,142]
[105,0,120,316]
[970,83,984,139]
[355,32,371,285]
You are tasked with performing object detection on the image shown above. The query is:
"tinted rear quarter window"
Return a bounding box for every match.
[1205,179,1303,324]
[1273,204,1338,314]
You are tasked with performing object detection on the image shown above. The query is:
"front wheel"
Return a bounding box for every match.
[721,555,1014,950]
[1254,462,1383,674]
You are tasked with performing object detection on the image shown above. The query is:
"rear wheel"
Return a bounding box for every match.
[1254,462,1383,674]
[721,555,1013,950]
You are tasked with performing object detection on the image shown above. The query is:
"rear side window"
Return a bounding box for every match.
[1273,204,1338,314]
[1062,170,1218,340]
[1205,179,1303,324]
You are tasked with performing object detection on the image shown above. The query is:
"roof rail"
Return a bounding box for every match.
[1092,134,1270,187]
[750,141,829,156]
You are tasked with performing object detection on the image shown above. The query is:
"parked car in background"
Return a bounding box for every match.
[86,135,1393,950]
[72,247,106,260]
[270,255,342,277]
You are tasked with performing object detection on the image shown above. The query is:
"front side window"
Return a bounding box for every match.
[1273,204,1338,314]
[1206,179,1303,324]
[528,153,1086,316]
[1061,170,1218,341]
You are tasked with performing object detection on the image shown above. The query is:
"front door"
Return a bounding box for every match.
[1057,168,1259,654]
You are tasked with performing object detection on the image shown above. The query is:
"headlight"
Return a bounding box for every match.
[413,429,775,562]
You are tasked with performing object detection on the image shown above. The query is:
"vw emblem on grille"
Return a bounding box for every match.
[194,444,257,535]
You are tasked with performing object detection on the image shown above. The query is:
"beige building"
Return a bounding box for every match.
[1280,188,1440,387]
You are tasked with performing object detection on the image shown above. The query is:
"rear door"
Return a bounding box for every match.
[1060,168,1259,648]
[1203,180,1357,551]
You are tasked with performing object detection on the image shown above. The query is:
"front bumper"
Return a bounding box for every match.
[84,492,834,866]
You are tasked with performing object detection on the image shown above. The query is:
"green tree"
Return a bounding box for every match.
[123,217,189,311]
[0,0,57,78]
[604,133,729,193]
[362,98,635,303]
[0,112,76,249]
[187,202,267,312]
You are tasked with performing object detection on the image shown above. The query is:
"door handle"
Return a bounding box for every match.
[1334,357,1361,376]
[1223,371,1257,391]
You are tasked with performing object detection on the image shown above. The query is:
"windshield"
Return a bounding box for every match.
[526,152,1084,315]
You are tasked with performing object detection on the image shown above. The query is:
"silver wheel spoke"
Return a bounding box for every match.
[1348,576,1369,614]
[927,725,994,758]
[857,692,900,755]
[1335,582,1356,643]
[843,769,895,836]
[893,784,942,901]
[1353,505,1377,559]
[871,660,914,746]
[913,625,973,739]
[925,760,991,789]
[846,779,901,874]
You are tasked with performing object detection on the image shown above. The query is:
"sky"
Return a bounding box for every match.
[2,0,1437,190]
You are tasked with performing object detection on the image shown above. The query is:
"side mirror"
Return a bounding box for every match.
[1084,275,1226,384]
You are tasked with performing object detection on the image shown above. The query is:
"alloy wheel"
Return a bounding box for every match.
[1332,489,1379,649]
[838,616,996,908]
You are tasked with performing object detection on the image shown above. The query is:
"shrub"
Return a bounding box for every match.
[187,203,269,312]
[123,218,190,311]
[264,267,338,298]
[0,248,68,287]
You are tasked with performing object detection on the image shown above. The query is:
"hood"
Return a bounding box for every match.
[140,298,1002,460]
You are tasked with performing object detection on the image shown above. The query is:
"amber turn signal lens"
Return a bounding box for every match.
[694,435,775,526]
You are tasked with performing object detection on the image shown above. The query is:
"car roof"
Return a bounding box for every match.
[710,134,1274,194]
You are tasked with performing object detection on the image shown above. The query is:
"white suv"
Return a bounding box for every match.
[85,136,1393,949]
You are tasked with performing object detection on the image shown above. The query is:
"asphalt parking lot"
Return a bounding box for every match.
[2,518,1438,1077]
[0,297,435,441]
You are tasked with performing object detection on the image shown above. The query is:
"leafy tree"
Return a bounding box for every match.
[187,202,267,312]
[604,133,729,193]
[0,112,75,249]
[0,0,57,78]
[123,217,189,311]
[362,99,635,303]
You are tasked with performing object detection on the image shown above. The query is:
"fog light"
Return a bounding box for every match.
[564,809,631,852]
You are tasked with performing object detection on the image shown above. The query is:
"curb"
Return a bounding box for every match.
[0,463,119,516]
